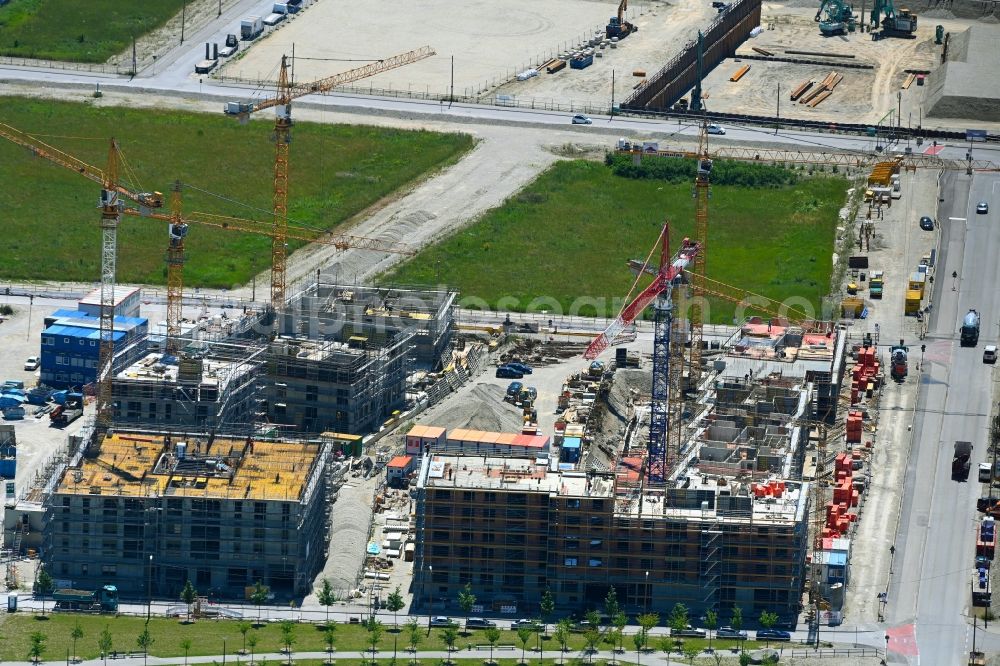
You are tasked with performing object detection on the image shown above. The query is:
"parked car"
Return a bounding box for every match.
[707,124,726,135]
[496,366,524,379]
[977,201,989,214]
[430,617,458,628]
[506,381,524,397]
[985,344,998,364]
[506,362,533,375]
[466,618,497,629]
[978,496,1000,512]
[919,215,934,231]
[716,626,748,639]
[23,356,39,371]
[673,625,707,638]
[262,12,285,25]
[510,619,541,630]
[571,114,593,125]
[755,629,792,642]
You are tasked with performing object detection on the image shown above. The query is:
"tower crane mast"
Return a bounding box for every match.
[225,46,435,311]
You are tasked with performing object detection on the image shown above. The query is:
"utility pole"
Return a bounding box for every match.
[610,69,615,117]
[775,82,780,134]
[449,55,455,107]
[218,0,222,17]
[181,1,187,44]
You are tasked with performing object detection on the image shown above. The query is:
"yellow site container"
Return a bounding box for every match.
[905,289,922,314]
[842,297,865,317]
[908,271,926,296]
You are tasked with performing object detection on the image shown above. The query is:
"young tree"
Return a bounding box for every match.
[583,628,600,664]
[180,580,197,622]
[35,568,54,616]
[613,612,627,653]
[71,621,85,662]
[441,627,459,653]
[738,652,752,666]
[250,581,270,624]
[585,609,601,635]
[407,618,423,656]
[704,610,718,653]
[516,626,533,665]
[637,612,659,647]
[247,632,259,666]
[603,588,621,628]
[484,626,501,665]
[457,583,476,633]
[237,621,252,655]
[28,631,46,663]
[682,643,700,664]
[324,627,337,664]
[667,603,689,651]
[317,579,337,626]
[180,639,192,666]
[279,620,297,664]
[758,610,779,648]
[632,631,644,666]
[730,605,744,653]
[540,588,555,636]
[136,625,154,666]
[554,619,570,665]
[386,585,405,631]
[366,618,384,664]
[98,625,113,666]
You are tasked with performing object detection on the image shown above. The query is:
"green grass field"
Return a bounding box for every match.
[0,98,473,287]
[0,0,188,62]
[0,614,761,661]
[380,160,845,323]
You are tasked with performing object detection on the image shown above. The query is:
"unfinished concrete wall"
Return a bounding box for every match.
[622,0,762,110]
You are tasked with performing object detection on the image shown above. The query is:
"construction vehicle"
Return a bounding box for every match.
[815,0,856,35]
[972,568,991,606]
[240,16,264,40]
[890,341,908,380]
[962,309,981,347]
[224,46,434,311]
[869,0,917,37]
[953,441,973,481]
[220,34,239,57]
[50,392,84,427]
[969,651,986,666]
[52,585,119,612]
[606,0,636,39]
[869,270,884,298]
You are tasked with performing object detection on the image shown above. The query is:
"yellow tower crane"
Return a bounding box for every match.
[224,46,435,311]
[0,123,164,428]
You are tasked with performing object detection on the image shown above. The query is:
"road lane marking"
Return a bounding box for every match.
[950,217,967,222]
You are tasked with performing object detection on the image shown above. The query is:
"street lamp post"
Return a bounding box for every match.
[146,554,154,620]
[223,638,227,666]
[426,564,433,634]
[644,571,649,613]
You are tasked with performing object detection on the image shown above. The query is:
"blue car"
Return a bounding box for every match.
[506,362,533,375]
[755,629,791,642]
[496,366,524,379]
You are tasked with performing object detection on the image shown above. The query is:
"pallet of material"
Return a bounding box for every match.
[752,46,774,56]
[800,71,842,104]
[546,59,566,73]
[730,64,751,82]
[808,89,833,107]
[790,79,814,101]
[902,73,915,89]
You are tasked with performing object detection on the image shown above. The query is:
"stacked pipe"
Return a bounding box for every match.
[800,71,843,107]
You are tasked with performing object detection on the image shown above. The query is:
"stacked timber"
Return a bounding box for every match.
[799,71,843,107]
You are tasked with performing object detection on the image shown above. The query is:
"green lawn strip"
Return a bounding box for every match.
[380,160,845,323]
[0,0,187,63]
[0,98,473,287]
[0,614,762,661]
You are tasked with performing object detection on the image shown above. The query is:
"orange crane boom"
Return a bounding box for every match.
[225,46,435,311]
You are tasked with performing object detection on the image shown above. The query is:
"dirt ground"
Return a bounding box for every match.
[494,0,719,110]
[224,0,623,96]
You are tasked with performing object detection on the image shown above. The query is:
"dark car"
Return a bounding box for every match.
[496,366,524,379]
[978,496,1000,512]
[716,626,748,639]
[755,629,791,642]
[919,216,934,231]
[466,618,497,629]
[505,362,533,375]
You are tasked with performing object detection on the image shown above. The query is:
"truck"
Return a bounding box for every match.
[49,392,83,427]
[224,101,254,115]
[52,585,119,612]
[240,16,264,40]
[194,59,217,74]
[953,440,973,480]
[890,342,908,380]
[962,309,981,347]
[972,568,991,607]
[869,270,884,298]
[219,34,239,57]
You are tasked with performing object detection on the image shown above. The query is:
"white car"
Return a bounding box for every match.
[24,356,39,371]
[571,114,593,125]
[262,12,285,25]
[706,124,726,135]
[985,345,997,364]
[977,201,989,214]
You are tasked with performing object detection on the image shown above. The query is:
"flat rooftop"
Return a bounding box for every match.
[720,319,842,380]
[116,352,249,386]
[420,454,614,498]
[56,432,323,501]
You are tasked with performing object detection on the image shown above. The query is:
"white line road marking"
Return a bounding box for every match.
[950,217,967,222]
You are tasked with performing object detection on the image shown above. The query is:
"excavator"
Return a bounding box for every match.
[606,0,637,39]
[869,0,917,38]
[814,0,856,36]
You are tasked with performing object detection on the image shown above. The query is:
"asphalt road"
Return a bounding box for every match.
[888,170,1000,665]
